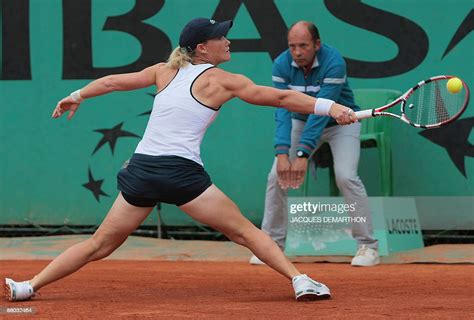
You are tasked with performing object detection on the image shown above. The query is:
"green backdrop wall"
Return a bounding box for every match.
[1,0,472,228]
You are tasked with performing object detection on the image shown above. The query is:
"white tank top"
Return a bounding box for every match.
[134,63,219,166]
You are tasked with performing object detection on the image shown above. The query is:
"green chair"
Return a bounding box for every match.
[304,88,402,197]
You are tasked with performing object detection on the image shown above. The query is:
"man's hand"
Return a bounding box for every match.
[329,103,357,125]
[276,154,291,189]
[290,157,308,189]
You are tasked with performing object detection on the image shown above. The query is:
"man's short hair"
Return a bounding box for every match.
[288,21,320,42]
[307,23,320,41]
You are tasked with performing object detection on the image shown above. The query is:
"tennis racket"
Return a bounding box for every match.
[355,75,470,129]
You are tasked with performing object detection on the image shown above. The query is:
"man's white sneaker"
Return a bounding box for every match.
[351,245,380,267]
[249,255,265,265]
[292,274,331,302]
[4,278,35,301]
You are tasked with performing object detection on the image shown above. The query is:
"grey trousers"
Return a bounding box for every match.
[262,119,378,250]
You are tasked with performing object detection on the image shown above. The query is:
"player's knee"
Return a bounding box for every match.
[226,226,254,247]
[83,237,102,261]
[227,230,247,246]
[88,235,119,261]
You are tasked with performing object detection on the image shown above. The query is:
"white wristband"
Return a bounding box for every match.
[70,89,84,103]
[314,98,334,116]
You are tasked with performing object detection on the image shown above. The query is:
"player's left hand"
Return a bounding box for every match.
[52,96,81,120]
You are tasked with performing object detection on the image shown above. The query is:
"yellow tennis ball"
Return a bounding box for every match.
[447,77,463,93]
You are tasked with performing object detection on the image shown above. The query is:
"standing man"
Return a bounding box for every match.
[250,21,379,266]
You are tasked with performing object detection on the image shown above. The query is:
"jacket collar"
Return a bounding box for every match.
[291,54,319,69]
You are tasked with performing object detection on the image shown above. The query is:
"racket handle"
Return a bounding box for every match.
[355,109,374,119]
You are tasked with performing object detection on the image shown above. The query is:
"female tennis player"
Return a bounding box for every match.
[5,18,356,302]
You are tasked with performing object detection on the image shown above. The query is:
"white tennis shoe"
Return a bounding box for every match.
[4,278,35,301]
[351,245,380,267]
[292,274,331,301]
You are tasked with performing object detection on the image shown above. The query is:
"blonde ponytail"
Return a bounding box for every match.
[166,46,193,69]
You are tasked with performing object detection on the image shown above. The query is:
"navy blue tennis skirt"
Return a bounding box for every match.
[117,153,212,207]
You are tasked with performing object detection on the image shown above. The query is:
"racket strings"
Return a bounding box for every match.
[434,82,450,123]
[404,79,466,126]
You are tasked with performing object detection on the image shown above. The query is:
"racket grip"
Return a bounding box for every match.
[355,109,374,119]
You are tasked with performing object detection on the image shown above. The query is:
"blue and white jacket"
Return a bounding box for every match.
[273,44,358,155]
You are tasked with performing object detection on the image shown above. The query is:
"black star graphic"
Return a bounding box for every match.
[442,10,473,58]
[92,122,140,155]
[82,167,109,202]
[419,117,474,177]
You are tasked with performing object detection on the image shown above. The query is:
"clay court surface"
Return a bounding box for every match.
[1,260,473,319]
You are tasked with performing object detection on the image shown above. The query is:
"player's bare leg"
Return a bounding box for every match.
[28,193,153,291]
[180,184,300,279]
[180,185,330,301]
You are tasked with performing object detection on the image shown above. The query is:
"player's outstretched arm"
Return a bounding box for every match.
[52,64,160,120]
[222,72,356,125]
